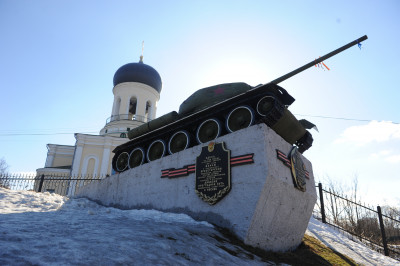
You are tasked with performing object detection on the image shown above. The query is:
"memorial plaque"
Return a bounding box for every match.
[289,147,307,192]
[195,142,231,205]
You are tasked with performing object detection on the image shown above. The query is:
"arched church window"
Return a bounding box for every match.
[120,133,127,138]
[87,158,96,177]
[145,101,152,121]
[129,97,137,120]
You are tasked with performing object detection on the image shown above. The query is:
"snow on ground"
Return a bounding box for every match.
[0,188,399,266]
[0,188,67,213]
[307,217,399,266]
[0,188,268,265]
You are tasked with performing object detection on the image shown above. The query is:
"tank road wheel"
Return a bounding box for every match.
[116,152,129,172]
[256,96,276,116]
[226,106,255,133]
[129,148,145,168]
[257,95,285,127]
[196,118,221,144]
[147,139,166,162]
[168,131,190,154]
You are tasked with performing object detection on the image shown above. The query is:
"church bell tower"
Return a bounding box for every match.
[100,55,162,138]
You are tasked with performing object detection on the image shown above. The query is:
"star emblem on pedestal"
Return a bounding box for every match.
[214,87,225,95]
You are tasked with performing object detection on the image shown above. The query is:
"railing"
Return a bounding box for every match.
[0,174,104,197]
[314,183,400,261]
[105,114,150,124]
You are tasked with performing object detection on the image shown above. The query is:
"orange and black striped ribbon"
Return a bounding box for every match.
[161,154,254,178]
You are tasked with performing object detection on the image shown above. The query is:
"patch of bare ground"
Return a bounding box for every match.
[213,227,358,265]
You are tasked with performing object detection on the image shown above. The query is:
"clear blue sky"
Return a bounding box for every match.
[1,1,399,206]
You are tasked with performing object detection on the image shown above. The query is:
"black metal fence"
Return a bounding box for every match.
[0,174,104,196]
[314,183,400,261]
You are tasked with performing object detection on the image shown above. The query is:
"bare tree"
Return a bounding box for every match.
[318,174,400,252]
[0,157,10,188]
[0,157,8,174]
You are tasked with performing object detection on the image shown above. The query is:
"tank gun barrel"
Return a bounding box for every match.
[113,35,369,172]
[270,35,368,85]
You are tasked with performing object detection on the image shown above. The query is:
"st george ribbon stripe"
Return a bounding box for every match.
[277,150,291,167]
[231,158,254,166]
[161,153,254,178]
[276,149,310,179]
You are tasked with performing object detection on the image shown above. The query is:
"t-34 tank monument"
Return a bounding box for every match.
[77,35,368,252]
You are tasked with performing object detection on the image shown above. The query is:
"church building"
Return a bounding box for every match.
[36,55,162,191]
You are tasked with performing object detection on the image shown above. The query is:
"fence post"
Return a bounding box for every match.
[377,205,389,256]
[318,183,326,223]
[38,174,45,192]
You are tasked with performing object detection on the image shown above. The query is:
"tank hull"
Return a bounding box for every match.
[112,82,312,173]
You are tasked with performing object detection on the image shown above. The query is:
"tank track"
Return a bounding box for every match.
[112,83,313,173]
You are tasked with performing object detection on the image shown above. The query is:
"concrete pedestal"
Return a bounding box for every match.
[76,123,317,252]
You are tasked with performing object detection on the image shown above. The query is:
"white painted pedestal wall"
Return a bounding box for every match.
[76,123,317,252]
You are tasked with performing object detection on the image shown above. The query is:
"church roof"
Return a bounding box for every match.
[113,60,162,93]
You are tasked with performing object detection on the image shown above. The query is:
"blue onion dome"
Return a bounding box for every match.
[113,58,162,93]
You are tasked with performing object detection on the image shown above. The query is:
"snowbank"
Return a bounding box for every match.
[0,188,266,265]
[1,188,398,265]
[307,217,399,265]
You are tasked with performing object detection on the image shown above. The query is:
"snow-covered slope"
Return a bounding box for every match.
[0,188,267,265]
[0,188,398,265]
[307,217,398,265]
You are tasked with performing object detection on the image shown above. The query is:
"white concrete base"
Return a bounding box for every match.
[76,123,317,252]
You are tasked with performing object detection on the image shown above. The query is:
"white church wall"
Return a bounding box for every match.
[100,144,112,176]
[111,96,121,117]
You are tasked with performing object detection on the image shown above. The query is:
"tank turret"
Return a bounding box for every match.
[113,35,368,173]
